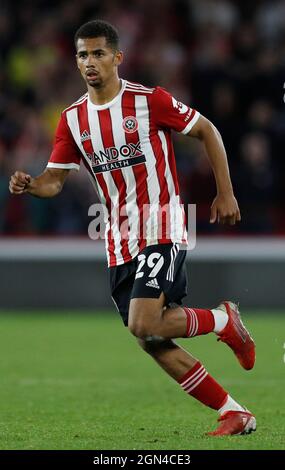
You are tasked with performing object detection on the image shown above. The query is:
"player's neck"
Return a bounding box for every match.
[88,76,122,106]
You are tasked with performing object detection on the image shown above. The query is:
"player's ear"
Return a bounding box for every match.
[75,54,80,70]
[114,51,123,66]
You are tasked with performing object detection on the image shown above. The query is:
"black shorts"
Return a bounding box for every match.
[109,243,188,326]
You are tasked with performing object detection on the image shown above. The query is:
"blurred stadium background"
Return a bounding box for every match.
[0,0,285,308]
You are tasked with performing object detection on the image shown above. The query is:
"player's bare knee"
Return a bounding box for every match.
[128,316,153,338]
[128,303,158,338]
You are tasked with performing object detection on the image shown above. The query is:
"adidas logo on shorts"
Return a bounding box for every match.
[145,278,160,289]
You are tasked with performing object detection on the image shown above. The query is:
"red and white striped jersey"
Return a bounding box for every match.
[47,79,200,266]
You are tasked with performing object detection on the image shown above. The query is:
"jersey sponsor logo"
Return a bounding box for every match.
[87,142,143,165]
[92,155,146,174]
[145,278,160,289]
[86,141,146,173]
[80,130,91,142]
[172,97,189,114]
[122,116,138,133]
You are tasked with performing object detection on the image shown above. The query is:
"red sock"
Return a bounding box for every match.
[183,307,215,337]
[178,362,228,410]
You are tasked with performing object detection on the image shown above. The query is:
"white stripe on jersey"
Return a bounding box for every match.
[135,94,161,245]
[65,107,108,198]
[109,98,140,259]
[65,107,95,175]
[65,107,111,265]
[158,130,185,241]
[86,171,111,266]
[66,108,85,152]
[87,100,122,264]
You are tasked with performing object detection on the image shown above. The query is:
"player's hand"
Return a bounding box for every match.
[9,171,32,195]
[210,192,241,225]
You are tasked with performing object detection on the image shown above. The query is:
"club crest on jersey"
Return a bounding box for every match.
[122,116,138,134]
[172,97,188,114]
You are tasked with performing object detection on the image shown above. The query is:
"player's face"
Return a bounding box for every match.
[76,37,123,88]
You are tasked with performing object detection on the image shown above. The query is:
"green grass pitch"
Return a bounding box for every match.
[0,311,284,450]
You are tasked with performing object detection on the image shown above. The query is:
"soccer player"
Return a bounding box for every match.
[9,20,256,436]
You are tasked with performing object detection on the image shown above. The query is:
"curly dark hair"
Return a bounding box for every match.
[74,20,119,51]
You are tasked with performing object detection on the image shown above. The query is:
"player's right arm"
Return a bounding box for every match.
[9,168,69,197]
[9,111,81,198]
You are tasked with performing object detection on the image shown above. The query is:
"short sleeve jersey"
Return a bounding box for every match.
[47,81,200,266]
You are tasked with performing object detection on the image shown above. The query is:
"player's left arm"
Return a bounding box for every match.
[187,115,241,225]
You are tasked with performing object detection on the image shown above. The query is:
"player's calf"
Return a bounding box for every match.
[137,337,198,380]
